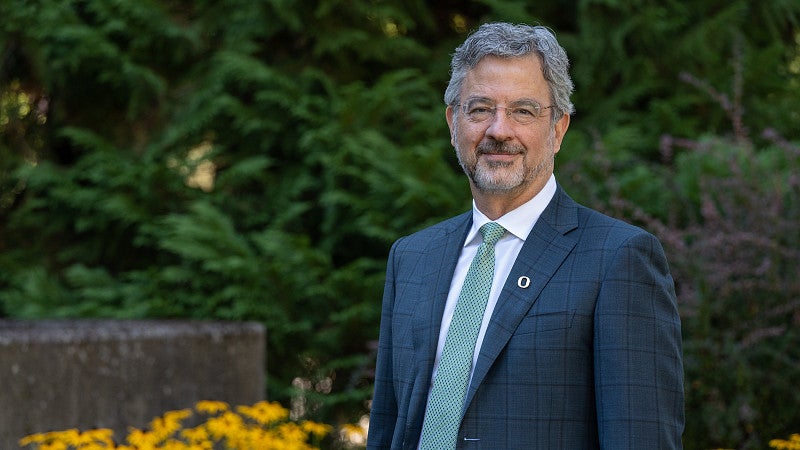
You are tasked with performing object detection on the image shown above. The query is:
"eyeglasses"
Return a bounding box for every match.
[456,100,555,125]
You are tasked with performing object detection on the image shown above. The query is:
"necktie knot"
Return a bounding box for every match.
[479,222,505,246]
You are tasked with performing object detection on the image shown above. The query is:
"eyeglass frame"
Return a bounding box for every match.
[453,98,556,125]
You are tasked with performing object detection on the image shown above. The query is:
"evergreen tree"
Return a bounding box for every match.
[2,0,799,447]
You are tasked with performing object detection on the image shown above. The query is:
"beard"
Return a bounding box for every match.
[456,135,555,194]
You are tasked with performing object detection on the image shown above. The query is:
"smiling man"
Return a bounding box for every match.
[367,22,685,450]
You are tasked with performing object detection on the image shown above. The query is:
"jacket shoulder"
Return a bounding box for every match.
[550,188,657,243]
[392,211,471,251]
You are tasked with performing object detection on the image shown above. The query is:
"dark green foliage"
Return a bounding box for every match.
[2,0,799,447]
[1,0,469,430]
[562,52,800,447]
[665,137,800,449]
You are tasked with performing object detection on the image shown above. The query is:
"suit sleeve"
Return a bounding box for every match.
[367,239,401,449]
[593,231,685,449]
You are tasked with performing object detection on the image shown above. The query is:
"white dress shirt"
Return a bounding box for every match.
[430,175,557,385]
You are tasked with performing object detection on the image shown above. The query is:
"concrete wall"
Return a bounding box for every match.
[0,319,265,449]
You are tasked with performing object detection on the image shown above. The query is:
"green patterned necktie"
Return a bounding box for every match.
[419,221,506,450]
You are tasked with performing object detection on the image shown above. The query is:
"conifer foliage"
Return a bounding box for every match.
[2,1,799,448]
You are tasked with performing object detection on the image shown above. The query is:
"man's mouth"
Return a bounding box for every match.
[476,141,523,156]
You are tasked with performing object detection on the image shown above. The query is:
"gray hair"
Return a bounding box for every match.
[444,22,575,120]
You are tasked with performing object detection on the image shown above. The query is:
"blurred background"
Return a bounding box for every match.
[1,0,798,448]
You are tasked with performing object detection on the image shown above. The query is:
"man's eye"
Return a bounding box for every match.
[469,107,492,114]
[513,108,536,117]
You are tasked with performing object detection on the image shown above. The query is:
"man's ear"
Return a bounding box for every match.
[446,105,456,146]
[552,113,570,154]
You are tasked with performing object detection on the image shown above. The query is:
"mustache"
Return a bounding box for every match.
[476,140,524,155]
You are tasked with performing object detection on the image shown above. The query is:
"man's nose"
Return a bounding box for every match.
[484,109,515,141]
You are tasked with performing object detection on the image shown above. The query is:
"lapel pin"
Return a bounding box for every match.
[517,276,531,289]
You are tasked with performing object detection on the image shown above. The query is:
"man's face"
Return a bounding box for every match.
[447,55,570,199]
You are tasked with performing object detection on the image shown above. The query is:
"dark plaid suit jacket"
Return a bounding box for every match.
[367,185,685,449]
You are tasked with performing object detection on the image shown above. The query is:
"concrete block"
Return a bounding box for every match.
[0,319,265,449]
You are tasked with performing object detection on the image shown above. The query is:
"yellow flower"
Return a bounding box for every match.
[19,433,47,446]
[147,408,191,442]
[205,410,246,441]
[301,421,333,439]
[39,442,67,450]
[126,427,160,449]
[181,425,210,444]
[75,428,115,446]
[236,401,289,425]
[45,429,75,445]
[195,400,230,415]
[275,422,307,444]
[771,434,800,450]
[19,399,332,450]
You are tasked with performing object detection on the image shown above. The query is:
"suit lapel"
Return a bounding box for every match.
[410,221,467,358]
[409,212,471,415]
[464,187,580,409]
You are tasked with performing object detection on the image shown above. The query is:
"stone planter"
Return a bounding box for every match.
[0,319,265,449]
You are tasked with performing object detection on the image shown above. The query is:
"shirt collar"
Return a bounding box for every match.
[466,174,557,246]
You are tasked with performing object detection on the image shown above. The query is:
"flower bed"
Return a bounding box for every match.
[20,400,331,450]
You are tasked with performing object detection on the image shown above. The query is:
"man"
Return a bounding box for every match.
[367,22,684,449]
